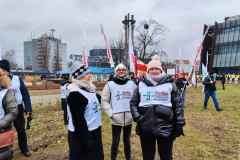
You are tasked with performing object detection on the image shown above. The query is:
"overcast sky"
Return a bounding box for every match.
[0,0,239,68]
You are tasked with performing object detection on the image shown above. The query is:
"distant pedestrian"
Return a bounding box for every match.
[60,76,70,125]
[203,70,223,111]
[227,74,231,83]
[130,72,139,85]
[66,61,104,160]
[108,72,114,81]
[221,73,226,90]
[176,74,189,107]
[213,73,216,82]
[232,73,236,84]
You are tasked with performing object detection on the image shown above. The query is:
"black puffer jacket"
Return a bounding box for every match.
[203,75,216,92]
[130,74,185,138]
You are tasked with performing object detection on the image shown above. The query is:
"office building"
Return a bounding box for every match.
[201,16,240,74]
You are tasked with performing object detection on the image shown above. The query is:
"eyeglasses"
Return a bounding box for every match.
[117,69,126,72]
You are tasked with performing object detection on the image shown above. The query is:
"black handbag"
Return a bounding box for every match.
[155,105,173,119]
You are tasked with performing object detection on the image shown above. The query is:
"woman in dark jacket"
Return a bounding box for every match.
[66,62,104,160]
[130,55,185,160]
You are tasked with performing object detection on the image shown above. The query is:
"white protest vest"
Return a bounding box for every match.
[139,82,172,107]
[108,80,135,114]
[67,87,101,132]
[0,89,8,131]
[61,83,69,99]
[9,76,22,105]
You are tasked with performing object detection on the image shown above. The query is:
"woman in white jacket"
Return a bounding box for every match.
[101,63,136,160]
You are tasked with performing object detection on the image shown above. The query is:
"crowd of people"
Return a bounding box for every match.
[0,54,236,159]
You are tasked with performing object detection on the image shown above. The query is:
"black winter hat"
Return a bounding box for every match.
[0,60,10,72]
[209,70,215,75]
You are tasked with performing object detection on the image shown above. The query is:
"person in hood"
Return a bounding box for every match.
[66,61,104,160]
[0,60,32,157]
[203,70,223,111]
[130,55,185,160]
[101,63,136,160]
[60,76,71,125]
[0,68,18,160]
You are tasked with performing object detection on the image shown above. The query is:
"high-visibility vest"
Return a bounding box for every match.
[232,75,236,78]
[238,75,240,78]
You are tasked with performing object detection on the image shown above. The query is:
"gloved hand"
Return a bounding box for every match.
[172,125,184,140]
[86,140,94,153]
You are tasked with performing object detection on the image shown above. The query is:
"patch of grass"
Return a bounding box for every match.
[12,84,240,159]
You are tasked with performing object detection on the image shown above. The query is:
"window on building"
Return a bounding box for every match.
[97,75,101,81]
[103,75,107,81]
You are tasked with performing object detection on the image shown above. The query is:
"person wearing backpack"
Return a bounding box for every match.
[0,69,18,160]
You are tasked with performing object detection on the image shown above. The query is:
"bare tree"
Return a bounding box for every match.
[38,33,51,70]
[25,65,32,70]
[135,19,169,63]
[109,30,125,65]
[2,49,19,69]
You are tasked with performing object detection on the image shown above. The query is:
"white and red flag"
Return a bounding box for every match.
[192,24,211,68]
[82,23,88,66]
[129,34,136,74]
[100,24,115,68]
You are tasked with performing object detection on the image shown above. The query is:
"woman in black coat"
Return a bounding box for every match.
[130,55,185,160]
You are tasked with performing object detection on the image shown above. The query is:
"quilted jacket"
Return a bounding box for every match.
[130,74,185,138]
[0,84,18,159]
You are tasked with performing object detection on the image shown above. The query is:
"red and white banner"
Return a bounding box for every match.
[100,24,115,68]
[0,39,2,60]
[82,23,88,66]
[179,45,184,74]
[129,34,136,74]
[159,39,162,60]
[192,24,211,71]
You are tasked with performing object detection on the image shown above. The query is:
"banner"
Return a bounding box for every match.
[179,45,183,74]
[82,23,88,66]
[192,24,211,70]
[202,63,208,92]
[129,34,136,74]
[186,66,193,80]
[100,24,115,68]
[0,39,2,60]
[159,39,162,60]
[192,73,196,85]
[136,58,147,78]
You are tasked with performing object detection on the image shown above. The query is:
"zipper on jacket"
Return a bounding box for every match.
[124,112,125,126]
